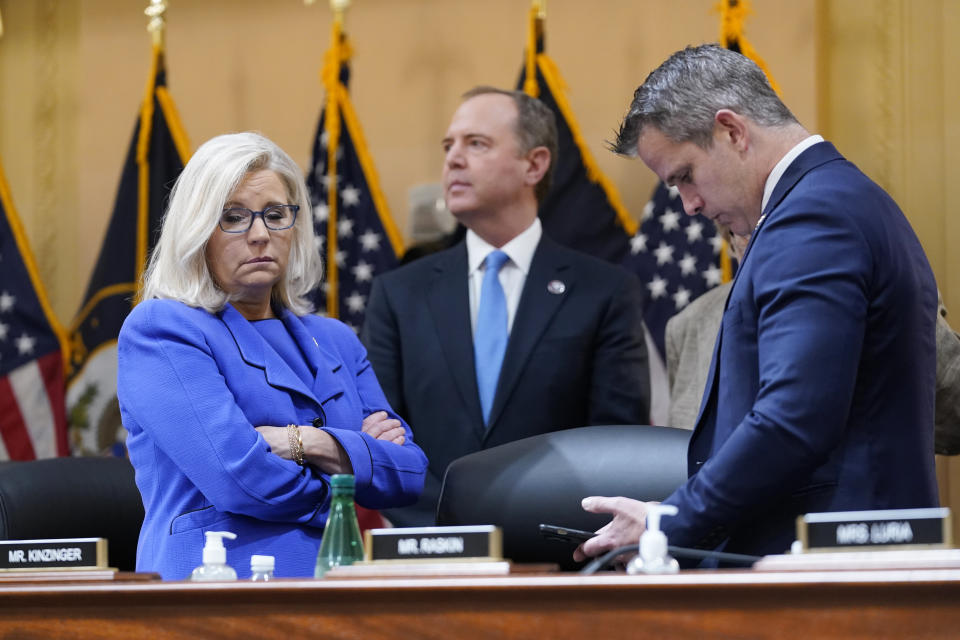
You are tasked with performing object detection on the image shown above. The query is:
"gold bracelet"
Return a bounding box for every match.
[287,424,304,465]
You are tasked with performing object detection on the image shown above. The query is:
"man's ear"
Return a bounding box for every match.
[524,146,551,186]
[714,109,749,150]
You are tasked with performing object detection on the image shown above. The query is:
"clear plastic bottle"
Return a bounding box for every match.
[250,554,275,582]
[626,505,680,575]
[190,531,238,582]
[314,474,364,577]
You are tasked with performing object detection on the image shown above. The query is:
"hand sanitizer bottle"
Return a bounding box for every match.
[190,531,238,582]
[627,504,680,575]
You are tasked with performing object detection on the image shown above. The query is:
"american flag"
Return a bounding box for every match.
[306,26,403,332]
[0,159,69,460]
[626,183,727,358]
[622,182,730,424]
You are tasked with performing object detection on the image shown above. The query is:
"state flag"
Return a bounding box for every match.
[66,44,189,455]
[516,4,635,263]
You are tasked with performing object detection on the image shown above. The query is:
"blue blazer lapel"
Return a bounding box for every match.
[219,304,328,405]
[278,310,346,405]
[763,142,843,217]
[486,237,570,433]
[426,245,485,434]
[735,143,844,270]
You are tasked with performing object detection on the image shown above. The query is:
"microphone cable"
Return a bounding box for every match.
[579,545,761,575]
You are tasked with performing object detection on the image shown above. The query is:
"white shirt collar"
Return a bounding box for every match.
[761,134,824,214]
[466,217,542,275]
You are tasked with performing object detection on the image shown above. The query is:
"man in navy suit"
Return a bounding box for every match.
[362,87,650,526]
[576,44,939,562]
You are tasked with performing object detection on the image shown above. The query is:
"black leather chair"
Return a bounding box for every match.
[0,456,144,571]
[436,425,691,569]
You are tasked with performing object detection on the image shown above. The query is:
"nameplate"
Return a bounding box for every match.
[364,525,502,562]
[797,508,952,552]
[0,538,108,571]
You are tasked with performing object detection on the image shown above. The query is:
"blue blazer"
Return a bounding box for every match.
[118,299,427,579]
[662,142,939,558]
[362,235,650,526]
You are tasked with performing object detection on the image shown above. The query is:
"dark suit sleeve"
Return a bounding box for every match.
[586,272,651,425]
[361,275,444,527]
[361,276,406,417]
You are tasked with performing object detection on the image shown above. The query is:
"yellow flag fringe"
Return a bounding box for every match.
[717,0,782,96]
[322,21,344,317]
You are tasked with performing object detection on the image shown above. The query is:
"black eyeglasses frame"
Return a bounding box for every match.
[218,204,300,233]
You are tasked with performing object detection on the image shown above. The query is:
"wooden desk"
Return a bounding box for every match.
[2,569,959,638]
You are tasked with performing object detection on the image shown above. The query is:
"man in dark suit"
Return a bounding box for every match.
[576,44,939,562]
[362,87,650,526]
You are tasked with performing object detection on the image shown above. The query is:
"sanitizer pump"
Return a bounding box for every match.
[190,531,238,582]
[627,504,679,575]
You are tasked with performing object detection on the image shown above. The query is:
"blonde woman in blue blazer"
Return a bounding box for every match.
[118,132,427,580]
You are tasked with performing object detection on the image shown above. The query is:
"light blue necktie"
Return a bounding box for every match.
[474,250,510,425]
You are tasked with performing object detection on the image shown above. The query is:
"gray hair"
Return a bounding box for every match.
[141,132,320,315]
[462,86,558,204]
[612,44,798,154]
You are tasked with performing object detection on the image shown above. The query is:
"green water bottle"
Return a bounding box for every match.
[314,474,365,577]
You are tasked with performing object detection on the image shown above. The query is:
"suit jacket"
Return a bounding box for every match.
[362,235,650,526]
[117,299,427,579]
[661,142,939,558]
[665,282,731,430]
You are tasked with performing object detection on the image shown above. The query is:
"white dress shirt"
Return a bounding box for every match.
[465,217,542,335]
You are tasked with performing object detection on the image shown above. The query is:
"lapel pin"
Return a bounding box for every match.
[547,280,566,295]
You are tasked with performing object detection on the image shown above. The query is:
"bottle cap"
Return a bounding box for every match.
[330,474,355,489]
[201,531,237,565]
[250,554,275,571]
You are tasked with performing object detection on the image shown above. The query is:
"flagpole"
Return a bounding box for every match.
[317,0,351,317]
[331,0,350,24]
[136,0,168,288]
[523,2,540,97]
[145,0,167,49]
[305,0,350,19]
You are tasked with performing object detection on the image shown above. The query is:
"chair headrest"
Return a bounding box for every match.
[436,425,690,569]
[0,456,144,571]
